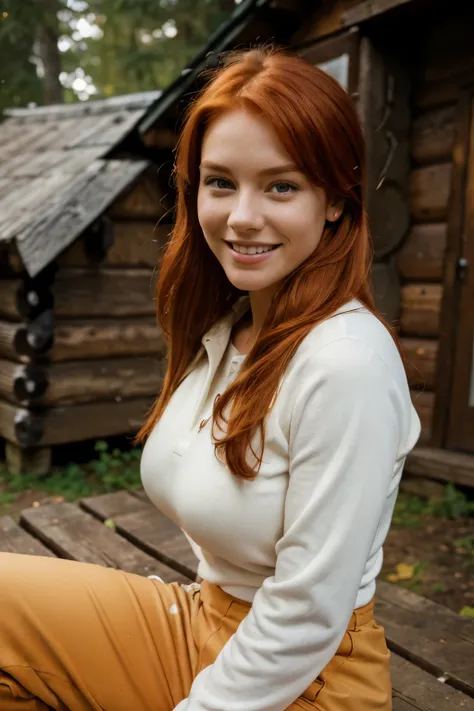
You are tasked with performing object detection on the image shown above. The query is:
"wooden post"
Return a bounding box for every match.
[5,442,52,476]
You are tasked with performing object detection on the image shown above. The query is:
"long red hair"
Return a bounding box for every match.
[136,46,401,478]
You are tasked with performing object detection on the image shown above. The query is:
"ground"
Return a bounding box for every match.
[0,443,473,617]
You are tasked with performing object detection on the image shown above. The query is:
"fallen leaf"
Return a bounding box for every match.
[104,518,116,531]
[32,501,40,507]
[385,562,416,583]
[459,606,474,619]
[52,496,64,504]
[396,562,416,581]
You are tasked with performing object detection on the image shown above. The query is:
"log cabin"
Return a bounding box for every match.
[0,0,473,488]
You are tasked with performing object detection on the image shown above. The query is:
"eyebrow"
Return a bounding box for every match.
[200,161,300,177]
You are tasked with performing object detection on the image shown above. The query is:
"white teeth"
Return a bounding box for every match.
[232,244,276,254]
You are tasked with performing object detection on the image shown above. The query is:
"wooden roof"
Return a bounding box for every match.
[0,91,161,277]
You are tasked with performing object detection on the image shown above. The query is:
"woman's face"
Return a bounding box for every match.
[197,109,341,297]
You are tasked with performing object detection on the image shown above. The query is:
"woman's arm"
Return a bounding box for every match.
[175,338,404,711]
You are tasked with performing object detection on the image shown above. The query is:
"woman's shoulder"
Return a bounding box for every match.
[290,299,406,387]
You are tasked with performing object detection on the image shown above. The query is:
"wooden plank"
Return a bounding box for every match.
[411,390,434,444]
[397,223,447,282]
[57,221,169,269]
[391,653,474,710]
[0,515,54,556]
[376,580,474,698]
[402,338,438,390]
[81,490,199,580]
[51,317,164,362]
[39,396,153,446]
[405,445,474,489]
[16,159,150,278]
[20,501,187,582]
[41,355,165,405]
[410,164,452,222]
[52,268,157,318]
[400,284,442,337]
[411,105,456,166]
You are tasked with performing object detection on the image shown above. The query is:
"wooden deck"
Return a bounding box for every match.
[1,488,474,710]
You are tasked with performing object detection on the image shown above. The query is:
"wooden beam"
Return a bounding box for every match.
[52,268,156,318]
[0,319,24,361]
[39,396,153,446]
[5,442,52,476]
[51,317,164,362]
[400,284,442,337]
[401,337,438,390]
[411,390,434,444]
[397,223,447,282]
[0,279,53,321]
[0,399,43,446]
[431,91,472,448]
[0,360,48,403]
[411,105,456,166]
[42,356,165,406]
[410,163,452,222]
[405,445,474,489]
[0,395,153,447]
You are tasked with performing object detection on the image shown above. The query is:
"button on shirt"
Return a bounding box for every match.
[140,297,421,711]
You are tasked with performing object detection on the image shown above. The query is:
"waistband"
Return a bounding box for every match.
[199,581,375,629]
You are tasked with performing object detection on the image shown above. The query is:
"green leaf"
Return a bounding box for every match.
[104,518,116,530]
[459,606,474,619]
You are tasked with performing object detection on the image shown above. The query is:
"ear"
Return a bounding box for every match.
[325,199,344,223]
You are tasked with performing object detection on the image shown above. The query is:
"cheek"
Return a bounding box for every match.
[197,194,226,237]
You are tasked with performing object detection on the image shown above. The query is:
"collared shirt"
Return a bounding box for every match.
[141,297,421,711]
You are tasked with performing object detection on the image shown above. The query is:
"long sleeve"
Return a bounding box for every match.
[173,338,405,711]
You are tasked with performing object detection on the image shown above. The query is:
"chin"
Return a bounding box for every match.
[225,272,275,293]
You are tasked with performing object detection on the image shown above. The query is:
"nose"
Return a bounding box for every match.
[227,191,264,232]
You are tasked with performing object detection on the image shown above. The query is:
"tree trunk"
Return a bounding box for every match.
[36,0,63,105]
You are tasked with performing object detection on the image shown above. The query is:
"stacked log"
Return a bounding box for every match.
[0,175,170,472]
[397,45,458,444]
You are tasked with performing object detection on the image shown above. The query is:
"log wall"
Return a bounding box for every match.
[0,174,171,452]
[397,7,474,444]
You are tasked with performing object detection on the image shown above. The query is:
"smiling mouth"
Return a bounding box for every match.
[228,243,281,255]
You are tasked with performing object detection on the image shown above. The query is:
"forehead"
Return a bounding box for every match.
[200,109,291,165]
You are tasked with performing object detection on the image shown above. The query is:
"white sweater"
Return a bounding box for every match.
[140,297,421,711]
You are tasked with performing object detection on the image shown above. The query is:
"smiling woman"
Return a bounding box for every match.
[0,46,420,711]
[197,109,342,298]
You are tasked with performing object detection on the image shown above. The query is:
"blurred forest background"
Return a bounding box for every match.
[0,0,238,113]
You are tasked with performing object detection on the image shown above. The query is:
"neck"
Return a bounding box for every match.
[247,287,276,344]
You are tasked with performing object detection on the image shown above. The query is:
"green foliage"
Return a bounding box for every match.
[0,0,43,113]
[0,440,142,505]
[393,484,474,528]
[1,0,236,111]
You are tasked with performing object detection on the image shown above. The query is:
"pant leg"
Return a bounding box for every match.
[0,552,201,711]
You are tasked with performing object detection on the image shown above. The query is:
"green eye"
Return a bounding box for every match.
[271,182,297,194]
[206,177,233,189]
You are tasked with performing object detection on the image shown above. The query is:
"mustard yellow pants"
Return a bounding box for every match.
[0,552,392,710]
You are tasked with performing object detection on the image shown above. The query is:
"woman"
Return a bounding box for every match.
[0,48,420,711]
